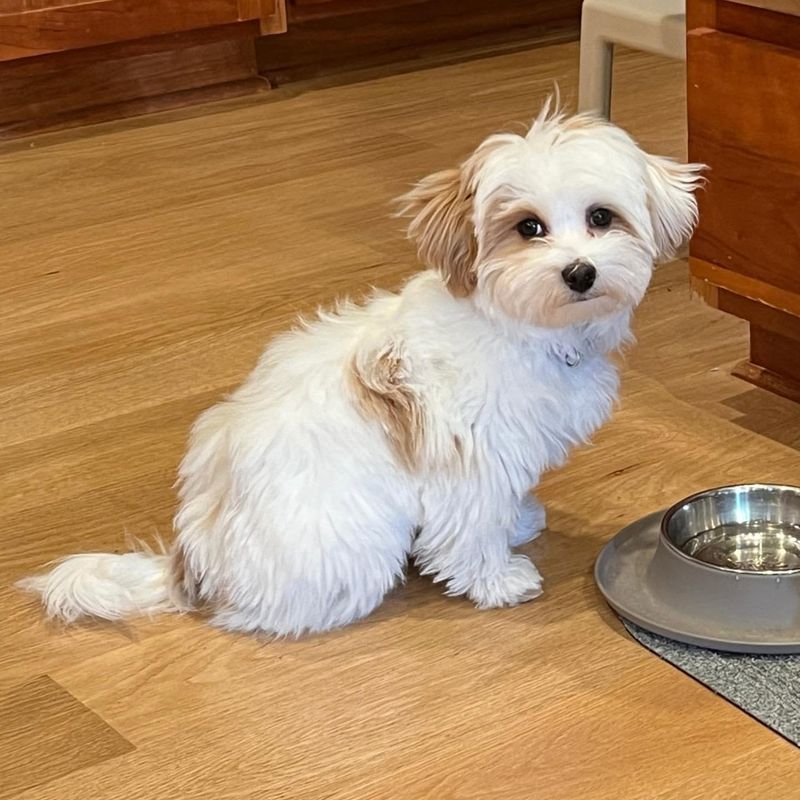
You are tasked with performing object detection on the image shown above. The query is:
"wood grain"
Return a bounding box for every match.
[728,0,800,16]
[238,0,287,33]
[257,0,581,84]
[2,42,800,800]
[688,29,800,295]
[687,0,718,28]
[689,258,800,318]
[289,0,429,21]
[689,0,800,47]
[0,1,286,137]
[687,2,800,403]
[0,675,133,799]
[0,0,279,61]
[0,30,261,124]
[717,0,800,47]
[716,289,800,342]
[739,325,800,401]
[0,22,270,139]
[734,360,800,404]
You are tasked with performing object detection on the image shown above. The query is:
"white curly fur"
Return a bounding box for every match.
[20,104,703,636]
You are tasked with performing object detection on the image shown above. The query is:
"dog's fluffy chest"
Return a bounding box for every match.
[395,275,625,484]
[428,333,620,488]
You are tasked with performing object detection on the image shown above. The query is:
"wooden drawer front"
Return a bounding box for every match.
[0,0,281,61]
[688,28,800,295]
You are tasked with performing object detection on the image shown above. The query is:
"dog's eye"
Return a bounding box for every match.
[516,218,547,239]
[589,208,613,228]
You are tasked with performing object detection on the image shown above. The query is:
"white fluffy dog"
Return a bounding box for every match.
[21,104,702,636]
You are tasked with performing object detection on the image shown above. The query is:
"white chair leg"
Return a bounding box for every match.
[578,30,614,118]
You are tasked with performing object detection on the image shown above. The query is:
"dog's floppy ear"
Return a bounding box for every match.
[645,155,705,261]
[397,161,479,298]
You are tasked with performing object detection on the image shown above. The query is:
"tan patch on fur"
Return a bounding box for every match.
[478,198,550,258]
[606,212,637,237]
[349,344,425,471]
[397,137,510,298]
[399,168,477,297]
[170,541,203,609]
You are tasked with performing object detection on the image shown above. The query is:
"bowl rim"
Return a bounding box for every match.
[660,483,800,575]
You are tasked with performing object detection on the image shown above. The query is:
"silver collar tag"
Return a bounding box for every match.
[552,344,583,367]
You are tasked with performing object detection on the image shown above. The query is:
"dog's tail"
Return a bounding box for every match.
[17,547,185,623]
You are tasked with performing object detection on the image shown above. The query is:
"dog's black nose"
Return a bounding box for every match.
[561,261,596,294]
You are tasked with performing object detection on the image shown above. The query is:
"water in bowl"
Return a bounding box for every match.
[681,521,800,571]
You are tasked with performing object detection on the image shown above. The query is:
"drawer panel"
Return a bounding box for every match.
[688,28,800,295]
[0,0,274,61]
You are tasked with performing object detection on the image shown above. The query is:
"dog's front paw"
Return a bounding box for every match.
[509,496,547,547]
[468,555,543,609]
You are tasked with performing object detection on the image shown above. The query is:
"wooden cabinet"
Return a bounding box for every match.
[257,0,582,84]
[0,0,286,137]
[0,1,285,61]
[0,1,581,137]
[688,0,800,402]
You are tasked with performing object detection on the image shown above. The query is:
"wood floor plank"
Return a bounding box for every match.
[0,675,133,800]
[3,40,800,800]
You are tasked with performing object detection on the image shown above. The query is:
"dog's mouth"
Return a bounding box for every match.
[566,288,602,304]
[547,293,621,327]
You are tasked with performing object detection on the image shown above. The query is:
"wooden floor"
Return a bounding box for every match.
[3,42,800,800]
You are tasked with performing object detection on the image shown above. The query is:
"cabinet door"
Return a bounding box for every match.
[688,28,800,296]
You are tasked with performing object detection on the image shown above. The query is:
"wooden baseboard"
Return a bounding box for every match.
[689,256,800,318]
[0,77,271,140]
[0,23,269,140]
[733,361,800,404]
[257,0,581,85]
[0,0,577,139]
[690,255,800,404]
[732,323,800,403]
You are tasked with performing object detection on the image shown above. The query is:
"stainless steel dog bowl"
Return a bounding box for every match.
[595,484,800,653]
[662,484,800,573]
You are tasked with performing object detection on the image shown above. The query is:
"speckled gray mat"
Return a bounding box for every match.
[622,620,800,746]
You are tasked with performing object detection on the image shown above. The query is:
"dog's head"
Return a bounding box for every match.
[399,103,704,328]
